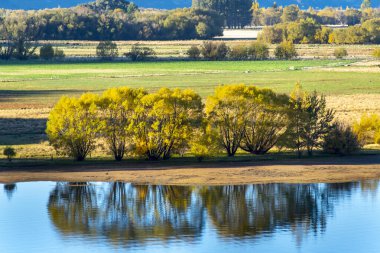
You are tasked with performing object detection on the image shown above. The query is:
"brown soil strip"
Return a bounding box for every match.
[1,156,380,185]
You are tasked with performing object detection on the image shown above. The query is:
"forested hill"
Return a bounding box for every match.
[1,0,379,10]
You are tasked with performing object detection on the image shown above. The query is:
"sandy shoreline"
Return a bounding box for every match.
[1,156,380,185]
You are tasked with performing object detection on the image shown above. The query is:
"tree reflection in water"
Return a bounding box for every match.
[48,183,204,246]
[47,181,370,248]
[3,183,17,200]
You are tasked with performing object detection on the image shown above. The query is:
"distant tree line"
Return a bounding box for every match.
[46,84,361,162]
[0,0,223,60]
[191,0,380,27]
[1,0,379,61]
[186,41,297,60]
[250,3,380,26]
[259,17,380,44]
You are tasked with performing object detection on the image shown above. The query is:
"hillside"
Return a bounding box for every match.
[1,0,379,10]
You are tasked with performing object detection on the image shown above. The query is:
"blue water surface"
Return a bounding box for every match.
[1,181,380,253]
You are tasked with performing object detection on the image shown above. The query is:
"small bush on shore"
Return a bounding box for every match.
[334,48,348,59]
[323,123,361,155]
[3,146,16,161]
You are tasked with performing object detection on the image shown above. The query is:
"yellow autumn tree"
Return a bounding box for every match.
[205,84,253,157]
[206,84,290,157]
[98,87,147,161]
[353,114,380,145]
[190,123,220,161]
[240,88,290,155]
[46,93,101,161]
[133,88,203,160]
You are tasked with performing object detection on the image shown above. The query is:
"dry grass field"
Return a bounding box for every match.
[38,40,379,59]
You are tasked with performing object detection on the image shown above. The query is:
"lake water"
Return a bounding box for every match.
[1,181,380,253]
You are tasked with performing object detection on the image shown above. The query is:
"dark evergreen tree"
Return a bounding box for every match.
[192,0,252,28]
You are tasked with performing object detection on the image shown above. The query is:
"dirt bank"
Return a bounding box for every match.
[1,156,380,185]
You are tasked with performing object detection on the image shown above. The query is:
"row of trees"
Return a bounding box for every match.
[192,0,380,28]
[0,4,223,40]
[0,1,223,60]
[250,3,380,26]
[259,17,380,44]
[187,41,297,60]
[187,41,270,60]
[46,84,361,161]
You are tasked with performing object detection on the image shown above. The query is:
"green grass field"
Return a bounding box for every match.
[1,58,380,158]
[2,59,379,108]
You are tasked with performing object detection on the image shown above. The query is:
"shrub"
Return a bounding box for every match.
[190,126,219,162]
[373,48,380,59]
[286,83,335,157]
[229,44,248,60]
[96,41,119,60]
[229,42,269,60]
[125,44,156,61]
[247,42,269,60]
[39,44,55,60]
[200,41,229,60]
[323,123,361,155]
[334,48,348,59]
[54,48,65,58]
[187,45,201,59]
[3,147,16,161]
[353,114,380,145]
[216,42,229,60]
[274,41,297,60]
